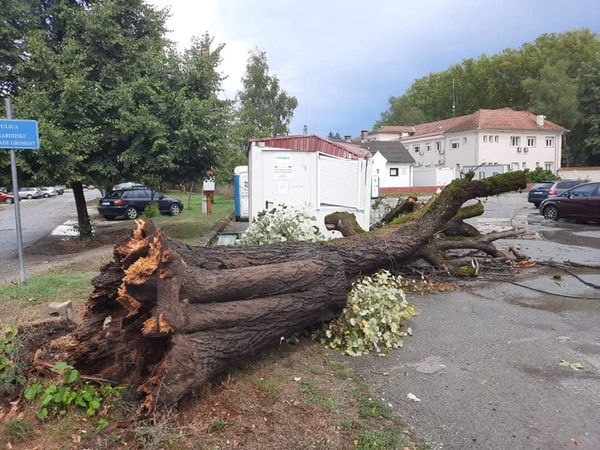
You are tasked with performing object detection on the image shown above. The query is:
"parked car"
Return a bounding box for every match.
[539,182,600,221]
[53,186,65,195]
[18,187,42,199]
[97,187,183,220]
[39,186,58,197]
[527,181,554,207]
[0,192,16,203]
[547,179,584,197]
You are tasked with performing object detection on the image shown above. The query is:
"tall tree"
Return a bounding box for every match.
[375,95,427,127]
[521,61,580,130]
[377,29,599,124]
[571,59,600,165]
[236,49,298,139]
[165,34,231,189]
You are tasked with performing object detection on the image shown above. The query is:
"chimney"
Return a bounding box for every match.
[344,135,352,142]
[360,130,369,141]
[536,115,545,127]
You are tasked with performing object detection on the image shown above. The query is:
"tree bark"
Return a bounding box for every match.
[40,172,527,413]
[71,181,92,238]
[373,195,419,228]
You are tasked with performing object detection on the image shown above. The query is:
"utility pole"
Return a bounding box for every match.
[452,77,456,117]
[4,97,26,283]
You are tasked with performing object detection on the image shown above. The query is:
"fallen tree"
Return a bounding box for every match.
[36,171,527,413]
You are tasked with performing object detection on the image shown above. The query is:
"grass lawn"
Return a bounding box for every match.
[0,271,96,308]
[152,193,234,243]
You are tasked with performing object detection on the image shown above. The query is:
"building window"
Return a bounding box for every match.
[426,144,431,152]
[450,139,459,149]
[390,168,399,177]
[535,162,540,168]
[510,136,520,147]
[511,162,519,171]
[495,136,499,143]
[527,136,536,147]
[478,171,485,180]
[522,162,527,169]
[436,141,441,151]
[463,137,468,144]
[545,137,554,147]
[545,162,552,171]
[483,135,487,143]
[414,145,420,153]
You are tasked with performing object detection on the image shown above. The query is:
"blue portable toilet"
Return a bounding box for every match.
[233,165,249,221]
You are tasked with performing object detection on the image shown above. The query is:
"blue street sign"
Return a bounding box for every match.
[0,119,39,150]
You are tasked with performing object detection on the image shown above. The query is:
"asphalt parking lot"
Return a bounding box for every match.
[353,191,600,450]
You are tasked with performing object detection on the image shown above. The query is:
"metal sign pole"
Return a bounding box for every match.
[4,97,26,283]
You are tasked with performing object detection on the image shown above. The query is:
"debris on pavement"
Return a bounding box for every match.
[407,393,421,402]
[559,360,585,371]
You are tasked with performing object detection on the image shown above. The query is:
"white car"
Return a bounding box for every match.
[39,187,58,198]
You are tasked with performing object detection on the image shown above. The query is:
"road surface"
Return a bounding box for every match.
[351,191,600,449]
[0,190,100,264]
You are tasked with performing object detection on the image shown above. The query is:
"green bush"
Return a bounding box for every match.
[237,204,325,245]
[526,167,558,183]
[24,362,124,420]
[143,202,160,218]
[323,270,415,356]
[0,326,27,395]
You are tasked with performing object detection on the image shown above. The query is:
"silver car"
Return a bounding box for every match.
[39,187,58,198]
[18,187,43,199]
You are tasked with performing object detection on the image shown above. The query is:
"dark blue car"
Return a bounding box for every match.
[527,182,554,207]
[97,188,183,220]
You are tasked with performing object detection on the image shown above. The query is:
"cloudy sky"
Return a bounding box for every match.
[149,0,598,137]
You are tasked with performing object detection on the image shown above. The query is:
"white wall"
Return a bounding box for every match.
[248,145,371,232]
[402,129,563,174]
[557,167,600,181]
[402,134,476,169]
[413,167,456,186]
[371,152,411,188]
[477,130,562,173]
[442,131,478,170]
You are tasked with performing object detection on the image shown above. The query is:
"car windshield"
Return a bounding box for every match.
[532,183,552,189]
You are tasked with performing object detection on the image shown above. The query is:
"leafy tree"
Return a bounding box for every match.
[327,131,342,140]
[236,49,298,139]
[377,28,599,119]
[522,61,580,130]
[12,0,170,235]
[166,34,231,189]
[571,59,600,165]
[375,95,427,127]
[4,1,231,234]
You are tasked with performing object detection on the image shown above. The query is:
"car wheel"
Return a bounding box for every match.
[125,206,138,220]
[26,194,32,199]
[103,215,116,221]
[543,205,559,221]
[43,193,49,198]
[169,204,181,216]
[6,198,13,204]
[533,202,540,208]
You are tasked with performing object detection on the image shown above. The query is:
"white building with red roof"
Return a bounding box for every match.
[368,108,567,176]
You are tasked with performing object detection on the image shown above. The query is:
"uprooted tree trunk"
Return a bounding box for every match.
[37,172,526,413]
